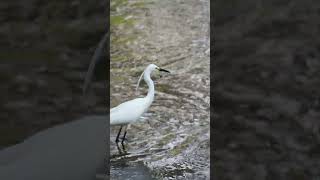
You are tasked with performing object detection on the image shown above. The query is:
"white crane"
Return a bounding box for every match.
[110,64,170,143]
[80,31,170,144]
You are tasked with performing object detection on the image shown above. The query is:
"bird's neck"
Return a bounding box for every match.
[144,72,154,105]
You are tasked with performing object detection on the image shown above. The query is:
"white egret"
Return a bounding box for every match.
[111,64,170,143]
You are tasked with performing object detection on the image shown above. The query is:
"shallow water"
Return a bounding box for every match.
[110,0,210,179]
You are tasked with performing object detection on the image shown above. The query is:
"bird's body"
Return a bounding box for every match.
[110,64,169,143]
[111,98,148,125]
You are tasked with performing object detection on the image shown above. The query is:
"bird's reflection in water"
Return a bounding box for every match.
[110,142,130,159]
[116,142,127,155]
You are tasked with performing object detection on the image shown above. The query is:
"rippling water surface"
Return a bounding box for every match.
[110,0,210,179]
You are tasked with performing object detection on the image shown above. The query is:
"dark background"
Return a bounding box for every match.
[213,0,320,179]
[2,0,320,179]
[0,0,108,149]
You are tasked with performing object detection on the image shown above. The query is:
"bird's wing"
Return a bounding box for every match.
[111,98,145,113]
[110,98,146,125]
[110,107,117,112]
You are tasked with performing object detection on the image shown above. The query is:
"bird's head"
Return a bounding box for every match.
[136,64,170,94]
[147,64,170,73]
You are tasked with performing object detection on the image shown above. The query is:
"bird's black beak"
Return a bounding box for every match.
[158,68,170,73]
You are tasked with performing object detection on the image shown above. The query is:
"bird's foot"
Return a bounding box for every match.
[120,138,128,141]
[120,137,128,142]
[116,137,128,143]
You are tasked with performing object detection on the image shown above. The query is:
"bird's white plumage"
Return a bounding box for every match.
[110,64,159,126]
[111,98,148,125]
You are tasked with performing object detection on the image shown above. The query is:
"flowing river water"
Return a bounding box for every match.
[109,0,210,179]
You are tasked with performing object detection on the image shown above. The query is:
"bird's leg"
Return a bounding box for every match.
[121,125,128,143]
[115,126,123,143]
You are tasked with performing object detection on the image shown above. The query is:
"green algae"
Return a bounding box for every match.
[158,133,175,146]
[113,35,136,45]
[131,1,154,8]
[157,84,172,93]
[111,0,128,11]
[170,136,196,156]
[111,54,130,62]
[110,15,126,26]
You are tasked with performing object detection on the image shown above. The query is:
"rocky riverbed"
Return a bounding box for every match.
[1,0,210,179]
[110,0,210,179]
